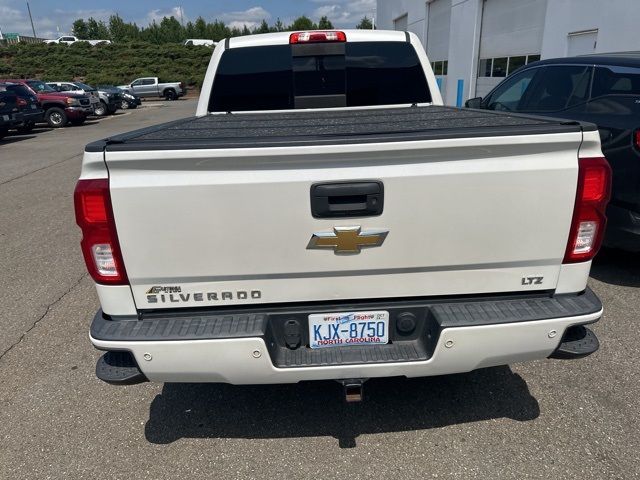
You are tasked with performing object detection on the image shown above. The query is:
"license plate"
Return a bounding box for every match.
[308,311,389,349]
[30,104,36,109]
[2,115,8,121]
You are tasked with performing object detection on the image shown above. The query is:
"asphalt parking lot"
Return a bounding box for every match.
[1,99,639,479]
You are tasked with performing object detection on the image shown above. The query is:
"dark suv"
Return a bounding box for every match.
[0,91,23,139]
[466,54,640,252]
[0,82,44,133]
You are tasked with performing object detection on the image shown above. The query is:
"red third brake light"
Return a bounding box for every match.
[74,178,128,285]
[290,31,347,44]
[564,157,612,263]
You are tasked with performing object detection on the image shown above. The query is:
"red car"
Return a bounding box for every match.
[0,79,93,128]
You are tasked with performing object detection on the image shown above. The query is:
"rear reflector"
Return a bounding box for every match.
[290,31,346,44]
[74,179,128,285]
[563,157,611,263]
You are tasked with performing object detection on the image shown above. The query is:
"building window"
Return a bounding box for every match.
[507,56,526,75]
[478,54,541,77]
[432,60,448,76]
[478,58,492,77]
[492,57,508,77]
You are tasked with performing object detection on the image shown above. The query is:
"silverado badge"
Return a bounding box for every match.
[307,226,388,254]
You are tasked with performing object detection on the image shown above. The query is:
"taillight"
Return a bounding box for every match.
[563,157,612,263]
[74,179,128,284]
[634,129,640,150]
[17,97,27,107]
[289,31,346,44]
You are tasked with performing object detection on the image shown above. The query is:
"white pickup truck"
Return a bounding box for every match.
[76,30,610,401]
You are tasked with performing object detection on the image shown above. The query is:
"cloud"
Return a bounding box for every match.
[311,0,376,26]
[0,4,21,22]
[145,6,188,25]
[0,1,115,39]
[217,6,271,29]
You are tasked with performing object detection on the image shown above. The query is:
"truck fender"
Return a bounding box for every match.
[41,101,65,110]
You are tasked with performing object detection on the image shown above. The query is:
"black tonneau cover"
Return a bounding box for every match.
[88,105,595,152]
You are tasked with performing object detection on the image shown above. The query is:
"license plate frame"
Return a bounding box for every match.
[308,310,389,349]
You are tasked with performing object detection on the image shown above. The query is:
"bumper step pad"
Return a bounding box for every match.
[549,325,599,359]
[96,351,148,385]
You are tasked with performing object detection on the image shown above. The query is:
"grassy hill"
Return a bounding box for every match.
[0,42,212,88]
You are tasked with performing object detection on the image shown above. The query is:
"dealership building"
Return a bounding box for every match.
[376,0,640,105]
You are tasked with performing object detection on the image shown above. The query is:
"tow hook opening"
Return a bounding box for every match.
[338,378,367,403]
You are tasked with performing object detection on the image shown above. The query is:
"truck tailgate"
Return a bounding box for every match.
[100,106,588,309]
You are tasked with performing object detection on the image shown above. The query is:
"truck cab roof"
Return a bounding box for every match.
[225,29,408,49]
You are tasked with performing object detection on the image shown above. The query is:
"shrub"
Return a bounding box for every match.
[0,42,211,88]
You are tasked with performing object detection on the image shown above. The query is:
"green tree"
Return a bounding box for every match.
[109,14,140,42]
[194,17,208,38]
[184,21,195,38]
[356,16,374,29]
[271,18,285,32]
[207,20,230,41]
[86,17,110,39]
[72,19,89,39]
[254,19,270,34]
[140,20,161,44]
[290,15,316,30]
[318,16,334,29]
[66,14,350,45]
[159,16,184,43]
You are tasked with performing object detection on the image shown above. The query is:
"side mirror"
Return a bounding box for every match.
[465,97,483,109]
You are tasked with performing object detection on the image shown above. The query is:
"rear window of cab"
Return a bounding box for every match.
[209,41,432,112]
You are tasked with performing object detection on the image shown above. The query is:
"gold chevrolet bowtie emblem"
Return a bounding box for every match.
[307,226,388,254]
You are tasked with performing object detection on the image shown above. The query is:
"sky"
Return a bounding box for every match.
[0,0,377,39]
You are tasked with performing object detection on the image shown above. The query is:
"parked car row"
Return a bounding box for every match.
[43,35,111,46]
[46,81,126,116]
[0,78,143,137]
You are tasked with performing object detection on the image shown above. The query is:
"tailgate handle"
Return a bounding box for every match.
[310,181,383,218]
